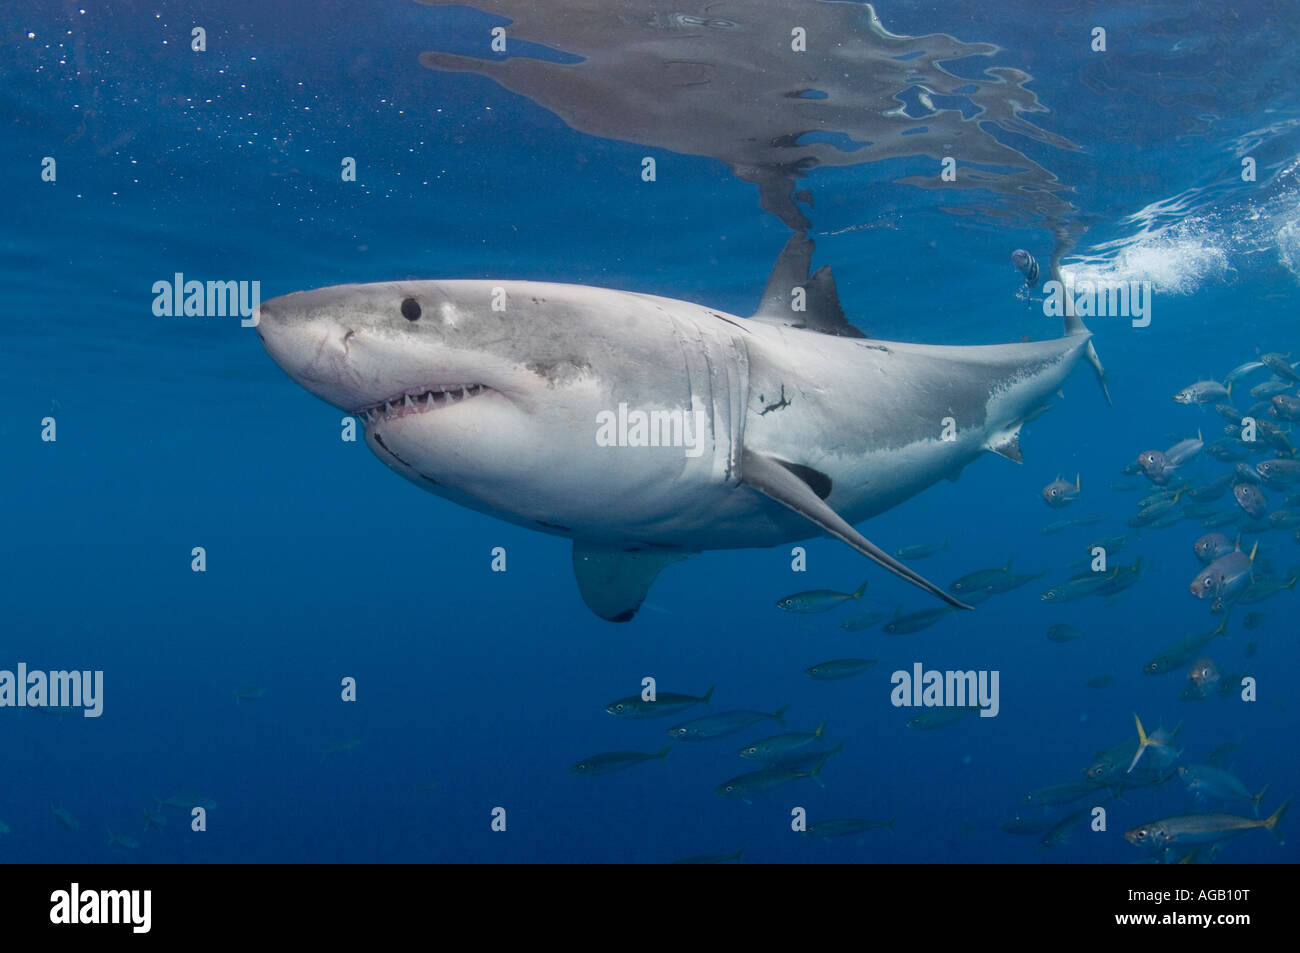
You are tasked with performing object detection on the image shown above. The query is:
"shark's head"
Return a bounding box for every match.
[258,280,609,508]
[257,278,721,537]
[257,280,556,421]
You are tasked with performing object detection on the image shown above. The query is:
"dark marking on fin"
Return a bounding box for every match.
[536,519,571,532]
[774,458,833,500]
[740,449,969,609]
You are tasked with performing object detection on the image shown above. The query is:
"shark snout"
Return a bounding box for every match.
[257,293,374,411]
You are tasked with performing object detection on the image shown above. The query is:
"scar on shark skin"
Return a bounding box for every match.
[759,384,791,415]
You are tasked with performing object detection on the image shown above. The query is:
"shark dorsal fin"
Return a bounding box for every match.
[752,232,865,338]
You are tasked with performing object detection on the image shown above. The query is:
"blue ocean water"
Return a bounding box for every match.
[2,0,1299,864]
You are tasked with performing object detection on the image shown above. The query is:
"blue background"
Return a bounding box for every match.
[2,0,1298,862]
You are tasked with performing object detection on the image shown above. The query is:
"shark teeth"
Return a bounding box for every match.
[357,384,490,424]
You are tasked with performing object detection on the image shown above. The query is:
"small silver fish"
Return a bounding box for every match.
[776,582,867,613]
[1042,474,1081,508]
[1124,799,1290,850]
[804,658,878,680]
[1174,381,1229,405]
[571,746,671,776]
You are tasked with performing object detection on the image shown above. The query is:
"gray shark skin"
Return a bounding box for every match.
[257,235,1101,621]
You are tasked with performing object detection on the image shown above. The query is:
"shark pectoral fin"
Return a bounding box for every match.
[739,449,971,610]
[984,426,1023,464]
[571,542,695,623]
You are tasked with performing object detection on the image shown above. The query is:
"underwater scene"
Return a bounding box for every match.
[3,0,1300,866]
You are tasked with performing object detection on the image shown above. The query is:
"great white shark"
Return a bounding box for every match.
[257,234,1107,621]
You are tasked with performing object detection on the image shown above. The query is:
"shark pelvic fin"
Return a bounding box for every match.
[571,542,696,622]
[984,426,1023,464]
[752,231,866,338]
[739,449,971,609]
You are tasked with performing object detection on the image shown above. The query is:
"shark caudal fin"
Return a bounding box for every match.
[740,448,971,610]
[751,231,866,338]
[1050,259,1111,406]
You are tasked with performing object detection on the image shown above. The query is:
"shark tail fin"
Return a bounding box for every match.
[1086,340,1111,406]
[1051,260,1110,405]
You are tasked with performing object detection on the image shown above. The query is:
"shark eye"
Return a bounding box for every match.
[401,297,422,322]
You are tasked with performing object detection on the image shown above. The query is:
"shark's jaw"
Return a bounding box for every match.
[354,383,494,426]
[255,283,573,511]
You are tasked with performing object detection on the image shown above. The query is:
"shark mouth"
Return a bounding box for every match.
[357,384,492,424]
